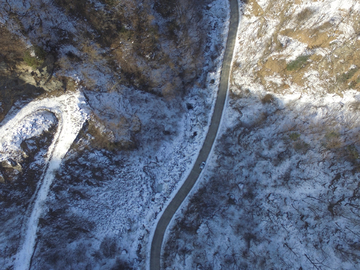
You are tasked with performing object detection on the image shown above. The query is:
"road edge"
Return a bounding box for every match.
[149,1,240,269]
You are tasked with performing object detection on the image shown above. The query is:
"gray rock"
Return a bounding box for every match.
[1,159,22,172]
[18,54,64,92]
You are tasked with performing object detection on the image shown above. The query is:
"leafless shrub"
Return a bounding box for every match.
[100,236,117,258]
[349,101,360,111]
[296,8,314,23]
[261,93,275,104]
[324,131,342,149]
[0,26,26,68]
[82,42,102,64]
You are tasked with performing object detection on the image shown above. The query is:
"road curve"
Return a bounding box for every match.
[149,0,239,269]
[0,92,87,270]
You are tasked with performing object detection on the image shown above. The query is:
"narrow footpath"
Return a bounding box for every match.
[149,0,240,269]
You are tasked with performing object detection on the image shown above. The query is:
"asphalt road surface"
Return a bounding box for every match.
[150,0,239,269]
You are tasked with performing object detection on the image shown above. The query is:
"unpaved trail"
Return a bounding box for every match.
[0,91,88,270]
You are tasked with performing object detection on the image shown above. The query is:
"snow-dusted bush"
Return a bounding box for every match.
[163,90,360,269]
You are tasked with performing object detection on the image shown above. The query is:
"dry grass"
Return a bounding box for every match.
[82,43,102,64]
[286,55,311,71]
[324,131,342,149]
[85,113,137,151]
[162,82,176,100]
[280,27,337,49]
[57,56,73,72]
[296,7,314,23]
[80,70,97,90]
[247,0,264,17]
[289,132,301,141]
[86,117,119,151]
[0,27,46,122]
[337,66,359,83]
[0,26,26,69]
[23,46,47,68]
[51,0,208,96]
[240,0,360,96]
[293,140,310,153]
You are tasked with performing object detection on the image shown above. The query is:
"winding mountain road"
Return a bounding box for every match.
[149,0,239,269]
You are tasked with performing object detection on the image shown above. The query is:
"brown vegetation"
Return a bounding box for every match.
[52,0,208,96]
[0,26,26,69]
[0,27,45,122]
[84,113,139,151]
[232,0,360,96]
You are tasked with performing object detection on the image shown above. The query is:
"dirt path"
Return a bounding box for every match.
[0,92,88,270]
[149,0,240,269]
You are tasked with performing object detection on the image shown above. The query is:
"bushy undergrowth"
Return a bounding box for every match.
[23,46,47,68]
[296,7,314,23]
[163,92,360,269]
[52,0,209,96]
[286,55,310,71]
[337,66,359,84]
[0,28,45,121]
[0,27,26,68]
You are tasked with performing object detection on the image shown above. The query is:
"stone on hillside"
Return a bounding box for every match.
[1,159,22,172]
[19,54,64,92]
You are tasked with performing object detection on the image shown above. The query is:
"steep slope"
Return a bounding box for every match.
[150,0,239,268]
[163,0,360,269]
[0,0,230,269]
[0,0,215,147]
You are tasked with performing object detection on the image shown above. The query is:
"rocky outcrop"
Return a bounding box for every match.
[0,159,22,183]
[1,159,22,171]
[18,55,64,92]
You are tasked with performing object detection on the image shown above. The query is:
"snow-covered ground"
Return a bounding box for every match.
[163,0,360,269]
[0,0,230,269]
[164,90,360,269]
[0,91,88,269]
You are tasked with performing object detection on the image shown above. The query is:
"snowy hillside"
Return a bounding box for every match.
[163,0,360,269]
[0,0,229,269]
